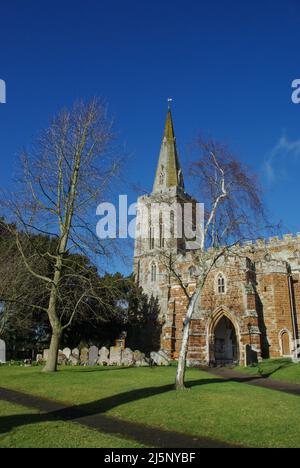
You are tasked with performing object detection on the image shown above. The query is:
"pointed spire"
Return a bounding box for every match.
[152,109,184,194]
[164,109,175,141]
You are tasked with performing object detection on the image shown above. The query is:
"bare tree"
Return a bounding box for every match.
[0,223,42,339]
[1,99,123,372]
[159,138,272,390]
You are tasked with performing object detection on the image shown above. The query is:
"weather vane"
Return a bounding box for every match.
[167,97,173,110]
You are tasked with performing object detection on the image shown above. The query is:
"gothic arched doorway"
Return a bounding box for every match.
[213,316,238,366]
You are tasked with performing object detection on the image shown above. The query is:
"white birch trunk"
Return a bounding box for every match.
[175,288,201,390]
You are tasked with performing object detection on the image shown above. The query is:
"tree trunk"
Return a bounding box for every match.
[42,327,62,373]
[175,289,201,390]
[42,261,63,373]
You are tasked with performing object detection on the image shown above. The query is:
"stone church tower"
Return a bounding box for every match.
[134,110,300,367]
[133,109,195,298]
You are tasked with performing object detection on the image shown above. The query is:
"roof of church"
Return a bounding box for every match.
[152,110,185,193]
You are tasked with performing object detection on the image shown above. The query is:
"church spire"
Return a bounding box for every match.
[152,109,184,194]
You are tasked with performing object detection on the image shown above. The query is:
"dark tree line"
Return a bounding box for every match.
[0,221,161,360]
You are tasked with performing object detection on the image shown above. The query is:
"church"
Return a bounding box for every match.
[134,110,300,366]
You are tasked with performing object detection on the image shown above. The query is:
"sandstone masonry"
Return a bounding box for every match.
[133,111,300,366]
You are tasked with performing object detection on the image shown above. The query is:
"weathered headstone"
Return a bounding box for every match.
[121,348,134,367]
[57,351,67,365]
[150,350,170,366]
[88,346,99,366]
[69,348,79,365]
[109,346,122,366]
[0,339,6,363]
[69,355,79,366]
[43,349,49,361]
[80,347,89,365]
[63,348,71,360]
[72,348,80,358]
[97,347,109,366]
[36,354,43,364]
[133,350,149,367]
[133,350,144,362]
[135,358,149,367]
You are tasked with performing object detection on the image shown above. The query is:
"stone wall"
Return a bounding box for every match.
[138,234,300,366]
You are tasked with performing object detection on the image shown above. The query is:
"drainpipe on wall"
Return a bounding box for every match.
[287,264,298,356]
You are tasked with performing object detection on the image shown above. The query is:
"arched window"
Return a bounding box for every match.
[149,226,155,250]
[148,210,154,250]
[170,211,175,239]
[151,263,157,283]
[159,212,164,248]
[217,274,226,294]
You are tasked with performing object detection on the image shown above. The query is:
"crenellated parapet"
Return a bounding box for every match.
[255,258,289,275]
[241,233,300,250]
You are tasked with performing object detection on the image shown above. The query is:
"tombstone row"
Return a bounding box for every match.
[39,346,170,367]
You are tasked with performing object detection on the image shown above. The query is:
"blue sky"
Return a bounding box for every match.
[0,0,300,272]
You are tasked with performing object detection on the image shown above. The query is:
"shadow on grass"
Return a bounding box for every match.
[0,377,245,448]
[256,360,294,379]
[70,365,160,373]
[200,364,300,397]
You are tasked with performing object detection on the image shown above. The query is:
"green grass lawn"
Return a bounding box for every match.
[235,359,300,384]
[0,400,146,448]
[1,365,300,448]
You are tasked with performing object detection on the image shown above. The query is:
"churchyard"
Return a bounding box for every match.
[1,362,300,448]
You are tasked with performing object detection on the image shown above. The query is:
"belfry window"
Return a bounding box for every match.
[159,212,165,248]
[149,226,155,250]
[217,274,226,294]
[148,210,154,250]
[170,211,175,239]
[151,263,157,282]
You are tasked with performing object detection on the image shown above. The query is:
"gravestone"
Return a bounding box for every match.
[57,351,67,365]
[69,355,79,366]
[36,354,43,364]
[43,349,49,361]
[133,350,149,367]
[109,346,122,366]
[88,346,99,366]
[0,339,6,363]
[121,348,134,367]
[97,347,109,366]
[63,348,71,360]
[150,350,170,366]
[133,350,144,362]
[72,348,79,358]
[80,347,89,365]
[70,348,79,365]
[135,358,149,367]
